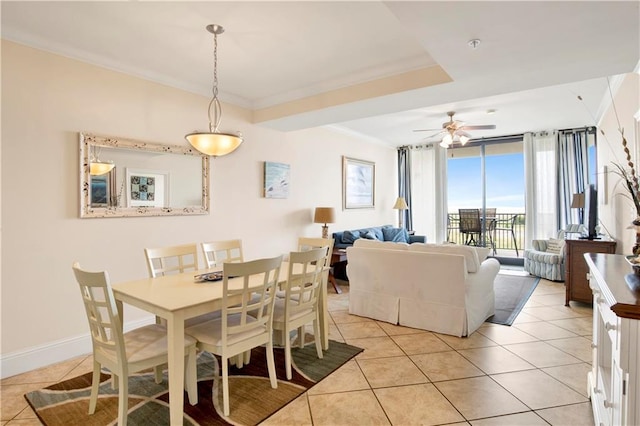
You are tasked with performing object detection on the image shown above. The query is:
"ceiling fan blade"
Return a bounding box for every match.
[456,130,472,138]
[413,128,443,132]
[459,124,496,130]
[419,130,444,140]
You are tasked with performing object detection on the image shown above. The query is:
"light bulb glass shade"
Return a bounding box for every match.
[571,192,585,208]
[439,140,450,148]
[314,207,335,224]
[459,135,470,145]
[90,161,115,176]
[442,133,453,145]
[185,132,243,157]
[392,197,408,210]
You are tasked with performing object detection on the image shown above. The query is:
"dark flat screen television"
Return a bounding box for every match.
[580,184,599,240]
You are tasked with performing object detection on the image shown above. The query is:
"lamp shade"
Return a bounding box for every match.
[89,161,114,176]
[185,132,243,157]
[571,192,585,208]
[392,197,408,210]
[314,207,335,224]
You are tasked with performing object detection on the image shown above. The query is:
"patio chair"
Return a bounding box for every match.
[459,209,481,246]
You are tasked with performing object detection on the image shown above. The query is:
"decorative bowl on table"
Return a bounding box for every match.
[625,255,640,275]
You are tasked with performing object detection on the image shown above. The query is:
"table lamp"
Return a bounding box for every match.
[571,192,585,224]
[314,207,335,239]
[393,197,408,229]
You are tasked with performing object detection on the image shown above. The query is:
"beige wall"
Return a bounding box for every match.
[0,41,396,376]
[597,72,640,254]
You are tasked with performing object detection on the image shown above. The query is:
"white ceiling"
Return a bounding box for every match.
[2,1,639,147]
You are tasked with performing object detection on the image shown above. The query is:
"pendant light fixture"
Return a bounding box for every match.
[185,24,243,157]
[89,146,114,176]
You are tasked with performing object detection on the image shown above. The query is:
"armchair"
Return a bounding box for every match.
[523,224,586,281]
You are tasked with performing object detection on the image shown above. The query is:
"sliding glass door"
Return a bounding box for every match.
[447,140,525,259]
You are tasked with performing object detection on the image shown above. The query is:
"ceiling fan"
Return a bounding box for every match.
[413,111,496,148]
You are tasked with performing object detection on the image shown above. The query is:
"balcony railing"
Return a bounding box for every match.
[446,212,525,258]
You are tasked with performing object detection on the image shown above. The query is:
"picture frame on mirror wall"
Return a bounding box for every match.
[343,156,375,209]
[126,168,170,208]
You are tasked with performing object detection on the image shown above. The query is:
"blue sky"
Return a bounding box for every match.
[447,153,525,213]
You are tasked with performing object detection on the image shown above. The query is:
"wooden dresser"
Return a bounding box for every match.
[565,237,616,306]
[585,254,640,426]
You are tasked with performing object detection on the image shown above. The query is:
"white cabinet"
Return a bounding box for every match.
[585,254,640,426]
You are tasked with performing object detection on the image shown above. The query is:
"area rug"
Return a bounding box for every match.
[25,340,362,426]
[486,273,540,326]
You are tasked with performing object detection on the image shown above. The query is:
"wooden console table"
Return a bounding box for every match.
[564,237,616,306]
[585,253,640,426]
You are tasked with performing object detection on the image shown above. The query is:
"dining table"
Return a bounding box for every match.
[111,261,330,425]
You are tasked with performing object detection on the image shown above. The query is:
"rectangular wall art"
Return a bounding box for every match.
[126,168,170,208]
[343,156,375,209]
[264,161,290,199]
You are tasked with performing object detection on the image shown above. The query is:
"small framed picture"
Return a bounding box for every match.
[264,161,290,199]
[90,167,117,207]
[126,168,169,208]
[343,156,375,209]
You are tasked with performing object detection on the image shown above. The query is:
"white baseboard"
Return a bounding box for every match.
[1,317,154,379]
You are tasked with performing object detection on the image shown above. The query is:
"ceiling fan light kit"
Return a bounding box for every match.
[414,110,496,149]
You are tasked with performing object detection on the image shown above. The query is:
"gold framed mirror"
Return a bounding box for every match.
[79,133,210,218]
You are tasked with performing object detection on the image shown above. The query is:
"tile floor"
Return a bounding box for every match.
[1,271,596,425]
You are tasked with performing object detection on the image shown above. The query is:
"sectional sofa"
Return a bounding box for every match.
[332,224,425,249]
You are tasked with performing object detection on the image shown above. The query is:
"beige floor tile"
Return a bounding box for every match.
[375,321,425,336]
[3,419,43,425]
[374,383,465,425]
[513,321,578,340]
[491,369,588,410]
[1,383,53,421]
[436,332,498,350]
[61,355,94,380]
[13,406,38,420]
[357,356,428,388]
[260,393,311,426]
[503,341,583,368]
[470,411,548,425]
[563,302,593,317]
[346,336,404,359]
[458,346,535,375]
[529,292,566,306]
[327,324,345,343]
[435,376,529,420]
[545,336,592,362]
[531,281,565,295]
[330,309,374,324]
[511,312,544,325]
[477,324,539,345]
[542,363,592,397]
[411,351,484,382]
[306,360,369,395]
[535,401,594,425]
[547,317,593,336]
[308,389,390,426]
[336,321,386,339]
[521,306,584,321]
[390,332,452,355]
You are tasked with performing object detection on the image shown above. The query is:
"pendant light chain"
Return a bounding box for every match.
[208,29,222,133]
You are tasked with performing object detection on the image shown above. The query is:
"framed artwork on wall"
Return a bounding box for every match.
[264,161,290,199]
[126,168,169,208]
[343,156,375,209]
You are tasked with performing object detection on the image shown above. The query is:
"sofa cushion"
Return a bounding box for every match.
[546,238,565,254]
[362,230,378,240]
[408,243,481,273]
[382,227,409,243]
[353,239,409,250]
[341,230,361,244]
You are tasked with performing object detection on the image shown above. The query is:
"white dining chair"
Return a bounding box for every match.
[72,262,198,426]
[144,243,199,277]
[273,247,327,379]
[201,239,244,268]
[185,255,283,417]
[297,237,339,293]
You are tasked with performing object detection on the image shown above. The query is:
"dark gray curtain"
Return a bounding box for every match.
[557,127,595,230]
[397,146,413,231]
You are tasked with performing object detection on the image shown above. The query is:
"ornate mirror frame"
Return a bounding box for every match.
[79,132,210,218]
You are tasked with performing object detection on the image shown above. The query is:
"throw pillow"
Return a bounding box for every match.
[382,227,409,243]
[341,230,360,244]
[362,230,378,240]
[546,238,565,254]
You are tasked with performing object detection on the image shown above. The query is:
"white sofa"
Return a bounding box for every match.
[346,240,500,337]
